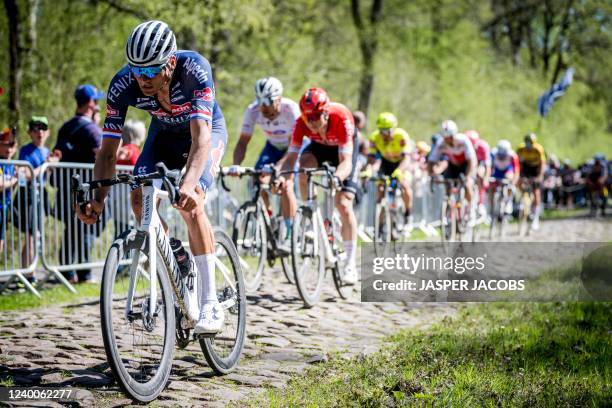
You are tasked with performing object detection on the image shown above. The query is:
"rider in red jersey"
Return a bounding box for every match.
[278,88,360,284]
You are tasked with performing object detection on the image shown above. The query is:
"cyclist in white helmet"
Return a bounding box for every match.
[77,20,227,334]
[428,119,478,220]
[229,77,300,249]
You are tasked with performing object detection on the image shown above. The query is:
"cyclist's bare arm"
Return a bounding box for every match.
[92,137,121,203]
[466,157,477,178]
[398,154,411,172]
[335,150,352,181]
[538,161,546,180]
[280,151,299,174]
[232,133,252,165]
[76,137,121,225]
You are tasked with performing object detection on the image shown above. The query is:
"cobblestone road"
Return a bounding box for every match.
[1,215,609,407]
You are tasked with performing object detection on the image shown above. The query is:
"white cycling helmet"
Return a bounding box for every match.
[126,20,177,67]
[441,120,458,137]
[497,139,512,155]
[255,77,283,106]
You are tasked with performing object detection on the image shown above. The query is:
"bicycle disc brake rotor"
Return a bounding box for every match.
[141,297,159,332]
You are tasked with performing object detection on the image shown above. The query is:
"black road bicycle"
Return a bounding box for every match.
[221,166,293,292]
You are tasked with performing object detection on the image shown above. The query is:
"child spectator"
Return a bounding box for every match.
[16,116,52,281]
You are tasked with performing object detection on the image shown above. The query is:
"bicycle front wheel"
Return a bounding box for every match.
[200,229,247,375]
[291,206,325,307]
[440,199,456,244]
[100,229,175,402]
[374,203,391,256]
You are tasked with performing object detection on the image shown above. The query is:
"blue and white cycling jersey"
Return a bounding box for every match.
[102,50,224,138]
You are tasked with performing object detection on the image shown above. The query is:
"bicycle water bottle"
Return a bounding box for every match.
[170,238,192,277]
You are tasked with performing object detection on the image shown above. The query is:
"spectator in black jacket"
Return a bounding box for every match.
[53,84,105,283]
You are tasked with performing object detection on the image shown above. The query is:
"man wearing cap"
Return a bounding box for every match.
[53,84,104,163]
[54,84,105,283]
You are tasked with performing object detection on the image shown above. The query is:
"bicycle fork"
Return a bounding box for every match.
[309,201,336,266]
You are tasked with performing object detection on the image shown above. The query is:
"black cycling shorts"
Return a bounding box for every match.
[301,141,361,197]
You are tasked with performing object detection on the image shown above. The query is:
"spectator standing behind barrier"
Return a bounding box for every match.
[114,119,144,237]
[52,84,105,283]
[16,116,53,282]
[0,128,18,254]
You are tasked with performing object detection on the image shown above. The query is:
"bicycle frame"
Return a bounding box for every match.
[303,168,338,265]
[221,168,286,255]
[124,182,237,327]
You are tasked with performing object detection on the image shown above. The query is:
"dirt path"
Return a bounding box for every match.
[1,215,609,407]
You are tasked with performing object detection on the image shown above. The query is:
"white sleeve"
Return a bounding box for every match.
[463,138,476,161]
[240,103,258,135]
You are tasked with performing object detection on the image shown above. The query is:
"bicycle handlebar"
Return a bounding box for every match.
[71,162,182,210]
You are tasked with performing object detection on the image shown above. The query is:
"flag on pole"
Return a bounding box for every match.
[537,68,575,117]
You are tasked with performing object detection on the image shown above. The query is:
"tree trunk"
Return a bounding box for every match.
[4,0,23,126]
[550,0,574,85]
[351,0,383,115]
[542,0,554,74]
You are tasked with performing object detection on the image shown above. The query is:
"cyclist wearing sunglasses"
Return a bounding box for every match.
[76,20,228,334]
[278,87,360,285]
[229,77,301,248]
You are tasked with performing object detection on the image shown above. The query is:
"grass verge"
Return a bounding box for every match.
[254,302,611,407]
[0,282,100,311]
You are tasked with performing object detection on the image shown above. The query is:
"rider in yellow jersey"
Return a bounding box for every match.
[516,132,546,229]
[362,112,414,224]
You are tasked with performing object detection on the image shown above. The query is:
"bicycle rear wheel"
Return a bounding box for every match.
[291,205,325,307]
[232,203,266,292]
[331,211,354,300]
[100,229,175,402]
[200,229,246,375]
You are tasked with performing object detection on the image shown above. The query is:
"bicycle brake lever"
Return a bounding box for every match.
[71,174,90,213]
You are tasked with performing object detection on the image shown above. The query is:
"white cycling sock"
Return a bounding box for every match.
[195,254,218,307]
[344,240,357,269]
[534,204,541,219]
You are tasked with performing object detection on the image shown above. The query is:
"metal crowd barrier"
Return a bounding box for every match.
[0,160,39,296]
[37,162,136,294]
[0,159,448,298]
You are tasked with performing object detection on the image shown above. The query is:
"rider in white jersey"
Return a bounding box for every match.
[230,77,300,248]
[239,97,300,150]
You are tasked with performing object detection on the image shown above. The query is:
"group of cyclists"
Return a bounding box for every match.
[74,20,608,335]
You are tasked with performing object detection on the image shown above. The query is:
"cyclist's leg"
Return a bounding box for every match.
[187,122,228,332]
[337,148,360,280]
[275,154,297,219]
[255,142,284,214]
[298,146,319,200]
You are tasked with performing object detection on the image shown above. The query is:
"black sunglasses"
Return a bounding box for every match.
[29,123,48,131]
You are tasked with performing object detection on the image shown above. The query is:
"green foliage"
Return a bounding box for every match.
[0,0,610,164]
[253,302,612,407]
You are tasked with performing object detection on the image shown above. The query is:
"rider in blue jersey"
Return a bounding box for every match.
[77,21,226,334]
